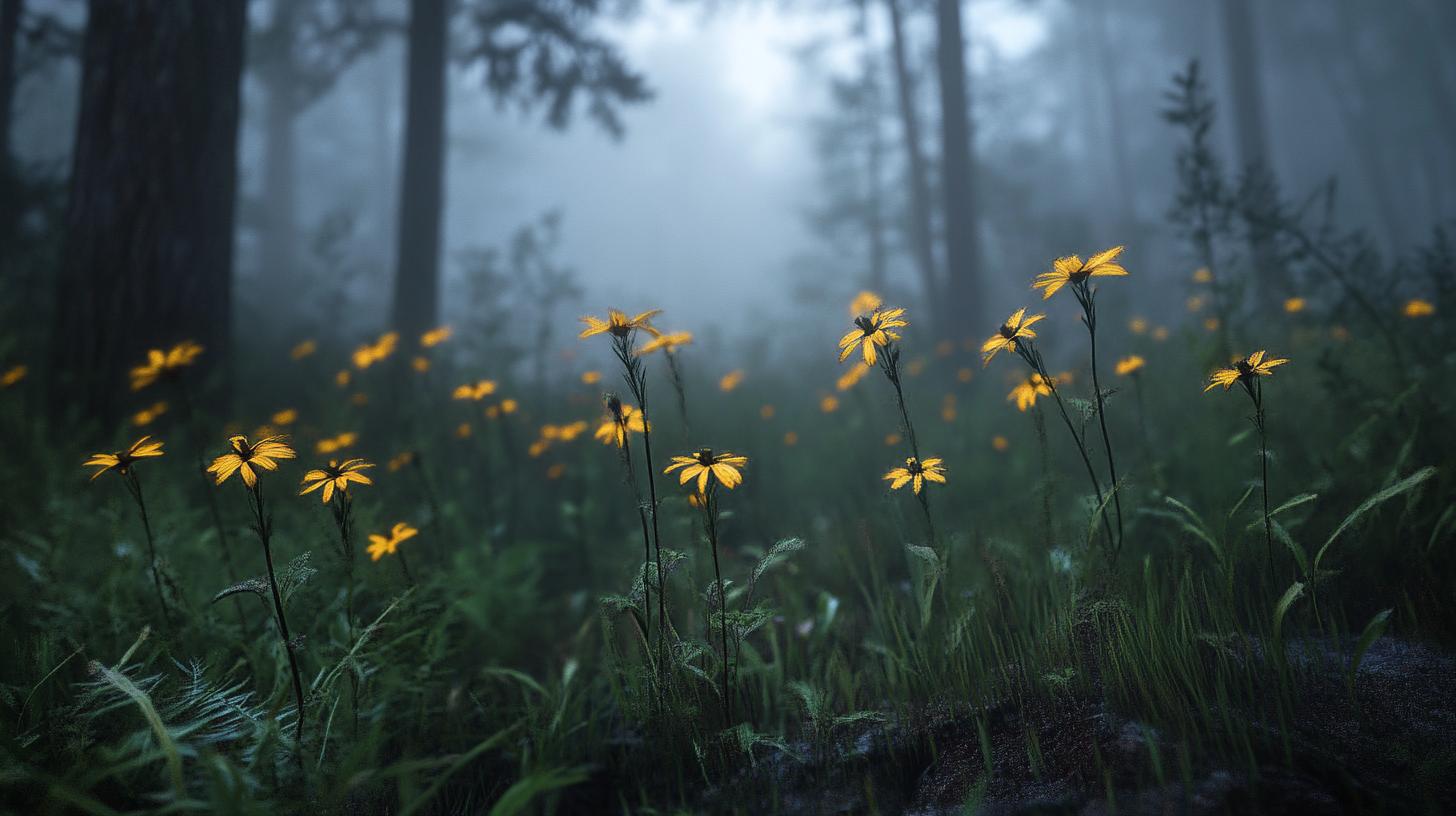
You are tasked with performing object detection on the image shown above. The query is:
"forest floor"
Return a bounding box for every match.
[670,636,1456,815]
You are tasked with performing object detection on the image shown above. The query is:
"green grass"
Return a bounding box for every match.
[1,289,1452,815]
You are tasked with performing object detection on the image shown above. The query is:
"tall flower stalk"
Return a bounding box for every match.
[85,437,171,628]
[1033,247,1130,555]
[1205,350,1290,577]
[582,310,669,684]
[208,435,307,748]
[985,309,1118,559]
[597,395,655,658]
[665,448,747,724]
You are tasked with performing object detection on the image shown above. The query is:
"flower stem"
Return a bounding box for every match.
[126,473,172,630]
[1079,285,1125,560]
[704,490,731,725]
[1020,343,1117,556]
[249,481,307,753]
[1250,380,1274,579]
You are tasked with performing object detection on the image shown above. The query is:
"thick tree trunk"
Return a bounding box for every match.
[885,0,940,322]
[390,0,447,341]
[0,0,20,163]
[49,0,246,424]
[934,0,981,330]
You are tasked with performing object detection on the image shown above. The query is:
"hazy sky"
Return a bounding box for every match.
[445,1,849,334]
[443,0,1044,336]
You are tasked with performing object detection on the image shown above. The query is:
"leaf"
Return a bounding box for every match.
[1347,608,1392,691]
[212,577,269,604]
[751,537,805,588]
[1314,467,1437,571]
[480,666,548,699]
[1272,581,1305,646]
[280,551,316,604]
[88,661,184,798]
[487,767,591,816]
[1159,497,1222,564]
[1271,520,1310,578]
[905,544,941,572]
[1270,493,1319,519]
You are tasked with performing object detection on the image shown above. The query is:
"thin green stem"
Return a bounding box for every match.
[704,490,731,724]
[248,481,307,753]
[126,473,172,630]
[1078,284,1125,559]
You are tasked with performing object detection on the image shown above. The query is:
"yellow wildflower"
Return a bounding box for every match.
[1,365,26,388]
[981,308,1044,364]
[665,449,748,494]
[579,309,662,339]
[719,370,745,392]
[838,307,908,366]
[207,435,295,488]
[85,436,164,481]
[1204,350,1289,393]
[883,456,946,494]
[596,398,648,447]
[1032,246,1128,300]
[1283,297,1306,314]
[299,459,374,503]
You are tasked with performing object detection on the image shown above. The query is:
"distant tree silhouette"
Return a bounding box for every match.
[389,0,651,344]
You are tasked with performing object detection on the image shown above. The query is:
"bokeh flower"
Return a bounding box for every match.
[367,522,418,561]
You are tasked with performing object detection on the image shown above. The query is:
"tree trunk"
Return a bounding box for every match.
[1089,0,1134,227]
[259,3,297,294]
[1219,0,1280,288]
[863,57,887,293]
[0,0,21,163]
[934,0,981,330]
[49,0,246,424]
[390,0,447,341]
[885,0,940,321]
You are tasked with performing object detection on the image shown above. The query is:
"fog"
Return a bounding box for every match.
[7,0,1455,363]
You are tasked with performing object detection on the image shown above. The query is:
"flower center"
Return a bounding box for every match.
[854,315,876,335]
[695,449,714,465]
[999,323,1016,339]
